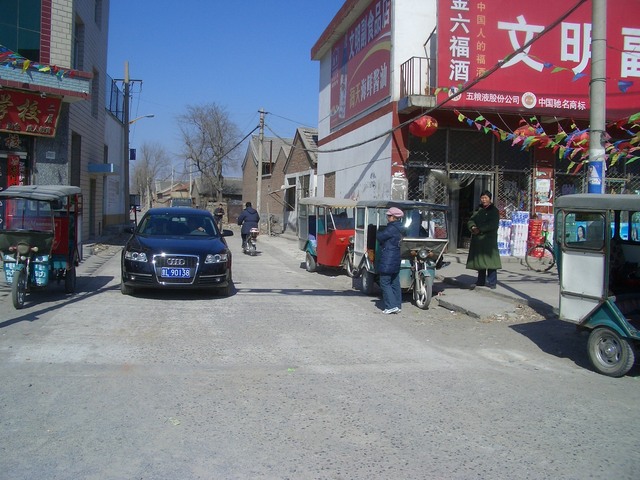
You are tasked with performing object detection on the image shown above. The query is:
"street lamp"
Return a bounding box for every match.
[129,114,155,125]
[125,113,154,226]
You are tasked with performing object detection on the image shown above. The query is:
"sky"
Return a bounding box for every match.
[107,0,346,178]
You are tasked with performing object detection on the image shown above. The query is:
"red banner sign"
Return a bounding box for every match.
[0,90,62,137]
[437,0,640,119]
[330,0,392,129]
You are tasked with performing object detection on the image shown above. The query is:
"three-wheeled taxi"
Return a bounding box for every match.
[555,194,640,377]
[0,185,83,309]
[297,197,358,276]
[353,200,449,309]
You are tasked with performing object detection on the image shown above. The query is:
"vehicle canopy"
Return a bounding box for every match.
[0,184,82,202]
[298,197,358,209]
[555,193,640,212]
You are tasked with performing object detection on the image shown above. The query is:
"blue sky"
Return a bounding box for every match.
[107,1,345,177]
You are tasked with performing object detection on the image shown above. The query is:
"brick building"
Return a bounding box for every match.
[0,0,115,240]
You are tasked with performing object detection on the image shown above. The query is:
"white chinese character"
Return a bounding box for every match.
[451,0,469,11]
[449,59,470,81]
[449,36,470,58]
[450,13,470,34]
[621,27,640,78]
[498,15,544,71]
[561,22,591,74]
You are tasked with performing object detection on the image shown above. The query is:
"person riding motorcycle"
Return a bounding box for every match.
[237,202,260,249]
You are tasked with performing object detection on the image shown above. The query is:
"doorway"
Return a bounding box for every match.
[450,172,493,249]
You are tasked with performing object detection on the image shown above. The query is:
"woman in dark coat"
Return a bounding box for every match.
[237,202,260,248]
[466,190,502,289]
[376,207,406,314]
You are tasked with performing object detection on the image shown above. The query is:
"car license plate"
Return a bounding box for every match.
[161,267,191,278]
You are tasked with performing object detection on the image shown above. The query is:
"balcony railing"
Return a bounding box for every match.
[400,56,435,98]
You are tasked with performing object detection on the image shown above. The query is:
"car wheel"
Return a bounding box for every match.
[120,277,134,296]
[587,327,635,377]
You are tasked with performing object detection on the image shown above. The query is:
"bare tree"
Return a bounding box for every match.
[178,103,241,203]
[131,143,172,209]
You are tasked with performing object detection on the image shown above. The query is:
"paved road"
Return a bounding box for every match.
[0,231,638,479]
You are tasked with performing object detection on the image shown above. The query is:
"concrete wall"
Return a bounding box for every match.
[67,0,110,238]
[104,111,125,229]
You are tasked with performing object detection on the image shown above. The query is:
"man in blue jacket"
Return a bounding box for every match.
[376,207,405,314]
[237,202,260,249]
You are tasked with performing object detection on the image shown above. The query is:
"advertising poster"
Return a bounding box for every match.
[330,0,392,129]
[437,0,640,118]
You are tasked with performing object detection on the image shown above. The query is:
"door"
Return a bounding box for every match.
[558,210,607,323]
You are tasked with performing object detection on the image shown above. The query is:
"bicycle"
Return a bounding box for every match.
[525,225,556,272]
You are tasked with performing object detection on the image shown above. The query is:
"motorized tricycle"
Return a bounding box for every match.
[353,200,449,309]
[297,197,358,276]
[0,185,83,309]
[555,193,640,377]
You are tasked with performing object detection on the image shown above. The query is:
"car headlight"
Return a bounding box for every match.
[124,250,148,262]
[205,253,228,264]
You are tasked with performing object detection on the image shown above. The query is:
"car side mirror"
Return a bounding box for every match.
[221,229,234,237]
[124,226,134,234]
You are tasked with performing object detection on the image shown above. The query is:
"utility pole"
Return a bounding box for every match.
[256,108,265,216]
[588,0,606,194]
[123,62,130,225]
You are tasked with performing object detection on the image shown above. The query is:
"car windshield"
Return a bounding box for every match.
[138,214,218,237]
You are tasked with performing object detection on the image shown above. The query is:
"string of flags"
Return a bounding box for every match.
[452,110,640,172]
[0,44,78,79]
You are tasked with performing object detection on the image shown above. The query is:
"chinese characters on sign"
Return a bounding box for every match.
[0,90,62,137]
[437,0,640,118]
[330,0,391,129]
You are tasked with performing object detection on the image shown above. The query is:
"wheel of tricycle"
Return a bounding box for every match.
[344,248,357,278]
[361,269,375,295]
[12,269,27,309]
[305,252,317,272]
[587,327,636,377]
[64,265,77,293]
[414,272,433,310]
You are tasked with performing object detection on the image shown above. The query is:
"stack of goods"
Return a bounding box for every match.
[498,219,512,256]
[510,211,530,257]
[527,219,544,257]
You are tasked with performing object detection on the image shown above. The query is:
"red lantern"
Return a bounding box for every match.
[409,115,438,140]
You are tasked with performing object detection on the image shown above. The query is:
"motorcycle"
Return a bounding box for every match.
[244,227,259,256]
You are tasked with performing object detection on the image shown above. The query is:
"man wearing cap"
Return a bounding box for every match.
[376,207,406,314]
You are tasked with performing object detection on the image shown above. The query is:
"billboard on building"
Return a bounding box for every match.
[436,0,640,119]
[0,90,62,137]
[330,0,392,129]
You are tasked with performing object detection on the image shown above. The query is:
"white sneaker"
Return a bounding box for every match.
[383,307,400,314]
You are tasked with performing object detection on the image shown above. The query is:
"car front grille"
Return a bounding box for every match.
[153,254,199,285]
